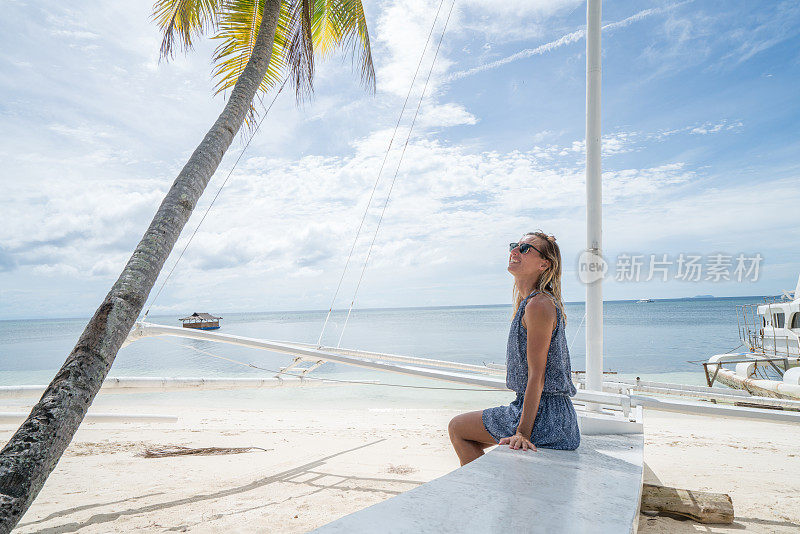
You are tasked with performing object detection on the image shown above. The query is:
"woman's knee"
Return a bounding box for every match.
[448,414,464,439]
[449,411,492,444]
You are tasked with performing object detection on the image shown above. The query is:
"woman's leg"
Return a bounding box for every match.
[448,410,497,466]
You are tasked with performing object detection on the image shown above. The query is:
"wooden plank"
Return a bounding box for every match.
[640,483,734,524]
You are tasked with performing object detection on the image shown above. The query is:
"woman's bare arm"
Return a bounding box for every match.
[515,297,557,439]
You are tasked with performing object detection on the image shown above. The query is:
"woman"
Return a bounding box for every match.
[448,231,580,466]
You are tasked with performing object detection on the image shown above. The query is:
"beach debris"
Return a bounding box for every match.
[640,483,734,524]
[386,464,417,475]
[68,441,144,456]
[138,446,271,458]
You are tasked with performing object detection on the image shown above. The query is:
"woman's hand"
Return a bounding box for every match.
[498,432,537,452]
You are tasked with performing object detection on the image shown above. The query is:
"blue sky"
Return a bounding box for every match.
[1,0,799,319]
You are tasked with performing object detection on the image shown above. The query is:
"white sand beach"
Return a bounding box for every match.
[4,388,799,533]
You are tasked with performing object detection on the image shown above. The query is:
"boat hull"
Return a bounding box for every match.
[706,353,800,400]
[715,369,800,400]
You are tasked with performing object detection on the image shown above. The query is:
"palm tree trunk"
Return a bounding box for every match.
[0,1,282,529]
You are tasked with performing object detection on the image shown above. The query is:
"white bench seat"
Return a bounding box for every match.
[313,434,644,534]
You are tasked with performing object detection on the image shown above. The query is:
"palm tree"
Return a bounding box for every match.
[0,0,374,529]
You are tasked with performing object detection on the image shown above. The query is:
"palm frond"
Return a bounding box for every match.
[286,0,316,102]
[284,0,375,98]
[312,0,375,92]
[152,0,223,59]
[209,0,374,129]
[211,0,293,131]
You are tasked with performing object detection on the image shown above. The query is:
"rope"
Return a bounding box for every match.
[141,76,290,319]
[337,0,458,348]
[316,0,449,347]
[159,337,500,392]
[687,342,747,366]
[723,342,744,354]
[568,311,586,353]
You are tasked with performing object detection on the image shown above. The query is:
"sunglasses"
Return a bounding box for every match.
[509,242,544,256]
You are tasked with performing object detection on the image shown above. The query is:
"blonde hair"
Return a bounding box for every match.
[511,231,567,326]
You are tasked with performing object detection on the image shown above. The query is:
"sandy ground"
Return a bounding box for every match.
[638,411,800,533]
[3,390,799,533]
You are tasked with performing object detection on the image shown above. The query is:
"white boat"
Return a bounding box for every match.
[704,274,800,399]
[635,298,654,303]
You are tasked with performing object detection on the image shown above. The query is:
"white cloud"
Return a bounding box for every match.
[456,0,582,42]
[0,117,745,305]
[415,102,478,129]
[449,27,584,81]
[721,2,800,65]
[689,120,743,135]
[655,119,743,139]
[50,30,100,40]
[1,0,798,317]
[373,0,457,98]
[604,176,800,251]
[448,2,694,81]
[129,134,700,309]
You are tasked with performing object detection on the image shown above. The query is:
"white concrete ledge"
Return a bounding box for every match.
[313,434,644,534]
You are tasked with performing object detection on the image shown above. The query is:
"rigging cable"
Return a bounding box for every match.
[141,76,290,320]
[568,312,587,353]
[336,0,458,348]
[316,0,449,347]
[686,342,745,366]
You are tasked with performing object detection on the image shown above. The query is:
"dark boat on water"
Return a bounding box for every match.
[179,313,222,330]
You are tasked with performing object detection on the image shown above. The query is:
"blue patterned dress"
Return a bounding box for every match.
[481,290,580,450]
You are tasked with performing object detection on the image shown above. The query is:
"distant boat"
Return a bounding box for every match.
[635,298,654,303]
[179,312,222,330]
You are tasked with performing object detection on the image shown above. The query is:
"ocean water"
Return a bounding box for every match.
[0,297,761,407]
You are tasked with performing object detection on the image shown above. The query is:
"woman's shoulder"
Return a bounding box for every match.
[521,293,558,330]
[526,292,558,311]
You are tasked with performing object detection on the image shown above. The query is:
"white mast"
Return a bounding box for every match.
[585,0,603,405]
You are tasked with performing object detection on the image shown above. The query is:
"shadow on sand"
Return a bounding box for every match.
[20,438,428,533]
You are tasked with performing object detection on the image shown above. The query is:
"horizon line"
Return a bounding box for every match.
[0,293,777,322]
